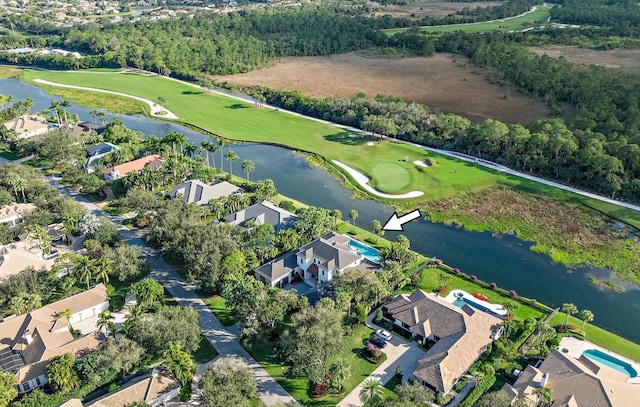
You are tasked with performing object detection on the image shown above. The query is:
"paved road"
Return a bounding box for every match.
[45,177,296,406]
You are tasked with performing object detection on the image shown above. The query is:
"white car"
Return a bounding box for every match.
[376,329,392,341]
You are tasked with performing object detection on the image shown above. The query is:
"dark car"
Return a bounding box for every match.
[368,334,387,348]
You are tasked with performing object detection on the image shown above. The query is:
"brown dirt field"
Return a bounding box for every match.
[529,46,640,72]
[371,1,504,19]
[213,52,551,124]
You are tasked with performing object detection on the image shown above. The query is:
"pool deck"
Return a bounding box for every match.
[559,337,640,384]
[443,289,508,316]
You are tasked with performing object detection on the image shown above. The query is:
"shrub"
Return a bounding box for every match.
[470,275,477,280]
[313,383,329,397]
[459,375,497,407]
[509,289,517,296]
[437,392,455,405]
[453,268,460,273]
[434,259,442,265]
[489,282,497,289]
[567,323,577,331]
[179,385,192,402]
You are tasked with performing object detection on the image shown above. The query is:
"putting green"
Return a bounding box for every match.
[369,162,412,193]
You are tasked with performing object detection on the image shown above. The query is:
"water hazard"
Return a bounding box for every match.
[3,78,640,344]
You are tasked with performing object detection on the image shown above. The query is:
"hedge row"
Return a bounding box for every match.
[458,375,497,407]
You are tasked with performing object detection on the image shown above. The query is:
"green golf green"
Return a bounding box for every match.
[369,162,412,193]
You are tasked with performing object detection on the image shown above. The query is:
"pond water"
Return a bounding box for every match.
[2,78,640,344]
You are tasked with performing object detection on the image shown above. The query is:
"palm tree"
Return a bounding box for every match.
[562,303,578,329]
[94,257,112,285]
[359,378,384,406]
[183,141,197,158]
[349,209,358,226]
[370,219,382,242]
[578,310,594,335]
[49,100,61,125]
[533,386,553,406]
[163,342,196,387]
[332,209,342,231]
[59,99,72,124]
[131,278,165,308]
[96,310,114,336]
[241,159,255,181]
[75,256,95,289]
[329,359,351,392]
[535,321,555,346]
[437,271,452,291]
[6,171,26,202]
[219,139,229,171]
[124,305,146,334]
[58,307,73,330]
[225,150,239,176]
[90,109,100,124]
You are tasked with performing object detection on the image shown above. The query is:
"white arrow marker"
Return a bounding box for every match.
[382,209,422,231]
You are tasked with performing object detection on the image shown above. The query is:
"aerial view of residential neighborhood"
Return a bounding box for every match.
[1,0,640,406]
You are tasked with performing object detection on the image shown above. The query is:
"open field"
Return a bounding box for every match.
[371,1,504,19]
[213,52,551,124]
[529,46,640,72]
[383,3,550,35]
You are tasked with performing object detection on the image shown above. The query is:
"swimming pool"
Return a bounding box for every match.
[349,239,380,263]
[452,297,491,313]
[583,349,638,377]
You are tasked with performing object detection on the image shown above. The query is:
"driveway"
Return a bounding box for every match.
[336,312,426,407]
[45,177,296,406]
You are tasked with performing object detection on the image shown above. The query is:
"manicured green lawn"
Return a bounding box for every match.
[414,268,546,323]
[549,313,640,362]
[192,334,219,363]
[201,295,236,327]
[19,69,640,228]
[382,375,401,401]
[383,4,551,35]
[248,324,380,406]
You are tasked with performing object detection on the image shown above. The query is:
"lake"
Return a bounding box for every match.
[2,77,640,344]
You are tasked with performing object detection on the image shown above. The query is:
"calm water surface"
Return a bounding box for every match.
[3,78,640,344]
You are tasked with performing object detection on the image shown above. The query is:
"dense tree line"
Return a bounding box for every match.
[550,0,640,29]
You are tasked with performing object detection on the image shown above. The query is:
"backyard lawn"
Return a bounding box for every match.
[549,313,640,362]
[248,324,380,406]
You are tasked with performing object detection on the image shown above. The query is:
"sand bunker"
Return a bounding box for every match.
[332,160,423,199]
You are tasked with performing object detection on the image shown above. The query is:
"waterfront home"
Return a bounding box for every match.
[0,284,109,393]
[170,179,243,206]
[501,349,640,406]
[224,200,298,232]
[103,154,164,181]
[2,116,48,139]
[255,232,366,287]
[383,289,503,394]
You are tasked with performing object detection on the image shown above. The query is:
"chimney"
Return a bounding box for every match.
[539,372,549,388]
[24,329,33,345]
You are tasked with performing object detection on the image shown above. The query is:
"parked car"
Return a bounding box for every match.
[369,334,387,348]
[376,329,392,341]
[43,250,60,260]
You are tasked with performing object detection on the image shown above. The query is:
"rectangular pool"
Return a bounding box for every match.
[349,239,380,263]
[583,349,637,377]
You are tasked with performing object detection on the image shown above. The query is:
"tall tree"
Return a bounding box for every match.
[96,310,114,336]
[225,150,239,176]
[46,353,80,394]
[370,219,382,242]
[0,369,18,406]
[200,357,257,407]
[562,303,578,329]
[163,342,196,387]
[578,310,594,334]
[349,209,358,226]
[359,378,384,406]
[131,277,165,308]
[329,358,351,392]
[241,159,255,181]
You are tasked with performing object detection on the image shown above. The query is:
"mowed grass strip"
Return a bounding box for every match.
[383,4,551,36]
[369,162,412,193]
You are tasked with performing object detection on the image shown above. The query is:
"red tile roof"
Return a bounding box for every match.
[103,154,164,180]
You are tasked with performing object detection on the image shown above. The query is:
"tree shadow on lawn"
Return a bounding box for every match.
[182,90,203,95]
[225,103,250,109]
[324,132,372,146]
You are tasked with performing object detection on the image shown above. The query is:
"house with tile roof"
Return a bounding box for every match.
[255,232,370,287]
[2,116,48,139]
[0,284,109,393]
[0,203,36,227]
[501,349,640,407]
[383,289,503,394]
[82,369,179,407]
[103,154,164,181]
[169,179,242,206]
[224,200,298,232]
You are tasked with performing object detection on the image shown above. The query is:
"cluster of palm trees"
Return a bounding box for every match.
[5,171,27,202]
[58,253,112,289]
[562,302,594,336]
[48,99,72,126]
